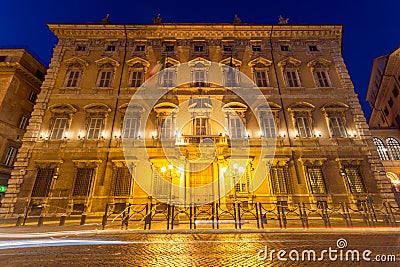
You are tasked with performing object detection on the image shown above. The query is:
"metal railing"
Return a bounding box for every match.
[9,200,400,230]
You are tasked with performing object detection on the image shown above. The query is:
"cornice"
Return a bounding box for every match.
[0,62,43,87]
[48,24,342,42]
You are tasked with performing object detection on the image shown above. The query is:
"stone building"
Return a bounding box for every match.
[0,49,45,201]
[0,18,396,217]
[367,47,400,206]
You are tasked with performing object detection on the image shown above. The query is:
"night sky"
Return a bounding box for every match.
[2,0,400,119]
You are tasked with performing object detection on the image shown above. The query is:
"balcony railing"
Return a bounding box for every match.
[176,135,228,145]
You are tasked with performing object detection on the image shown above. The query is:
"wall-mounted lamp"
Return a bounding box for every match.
[78,131,85,140]
[39,132,49,140]
[114,132,121,139]
[279,131,286,138]
[314,130,322,138]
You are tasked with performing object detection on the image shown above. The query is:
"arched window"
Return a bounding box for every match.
[386,137,400,160]
[373,137,389,160]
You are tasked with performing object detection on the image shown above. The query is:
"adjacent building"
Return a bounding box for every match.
[0,18,396,217]
[0,49,46,202]
[367,47,400,206]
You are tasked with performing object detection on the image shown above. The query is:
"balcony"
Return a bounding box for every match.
[176,135,228,145]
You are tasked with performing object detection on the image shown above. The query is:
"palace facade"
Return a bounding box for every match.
[0,19,396,216]
[367,47,400,206]
[0,49,45,202]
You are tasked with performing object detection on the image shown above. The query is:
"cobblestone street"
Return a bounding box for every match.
[0,228,399,266]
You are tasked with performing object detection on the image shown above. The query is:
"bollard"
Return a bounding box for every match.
[37,215,44,227]
[15,215,23,227]
[80,214,87,225]
[101,214,107,230]
[59,214,66,226]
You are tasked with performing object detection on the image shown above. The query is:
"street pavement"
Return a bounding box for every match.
[0,226,399,266]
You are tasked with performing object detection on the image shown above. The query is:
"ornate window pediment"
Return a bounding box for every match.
[64,57,89,68]
[165,57,180,66]
[321,102,348,114]
[126,57,150,68]
[219,57,242,67]
[48,103,77,115]
[307,58,331,70]
[95,57,120,69]
[277,57,301,68]
[248,57,272,68]
[188,57,211,67]
[84,103,111,116]
[288,102,315,112]
[153,102,179,116]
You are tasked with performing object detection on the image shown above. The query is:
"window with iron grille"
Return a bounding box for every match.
[373,137,390,160]
[28,91,37,103]
[50,117,69,140]
[73,167,94,196]
[65,70,81,87]
[306,166,326,194]
[194,45,204,52]
[106,45,116,52]
[152,170,169,198]
[31,167,55,197]
[314,70,331,87]
[280,45,289,51]
[87,117,104,139]
[386,137,400,160]
[328,115,347,138]
[295,114,312,138]
[252,45,261,52]
[18,115,29,130]
[3,146,17,166]
[393,86,399,98]
[270,166,291,194]
[97,70,113,87]
[285,70,300,87]
[113,166,132,196]
[135,45,145,52]
[235,168,249,193]
[344,166,365,193]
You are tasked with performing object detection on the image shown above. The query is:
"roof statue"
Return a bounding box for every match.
[152,14,163,24]
[278,15,289,24]
[233,14,242,25]
[100,14,111,24]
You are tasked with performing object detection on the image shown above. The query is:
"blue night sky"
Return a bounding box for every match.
[2,0,400,119]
